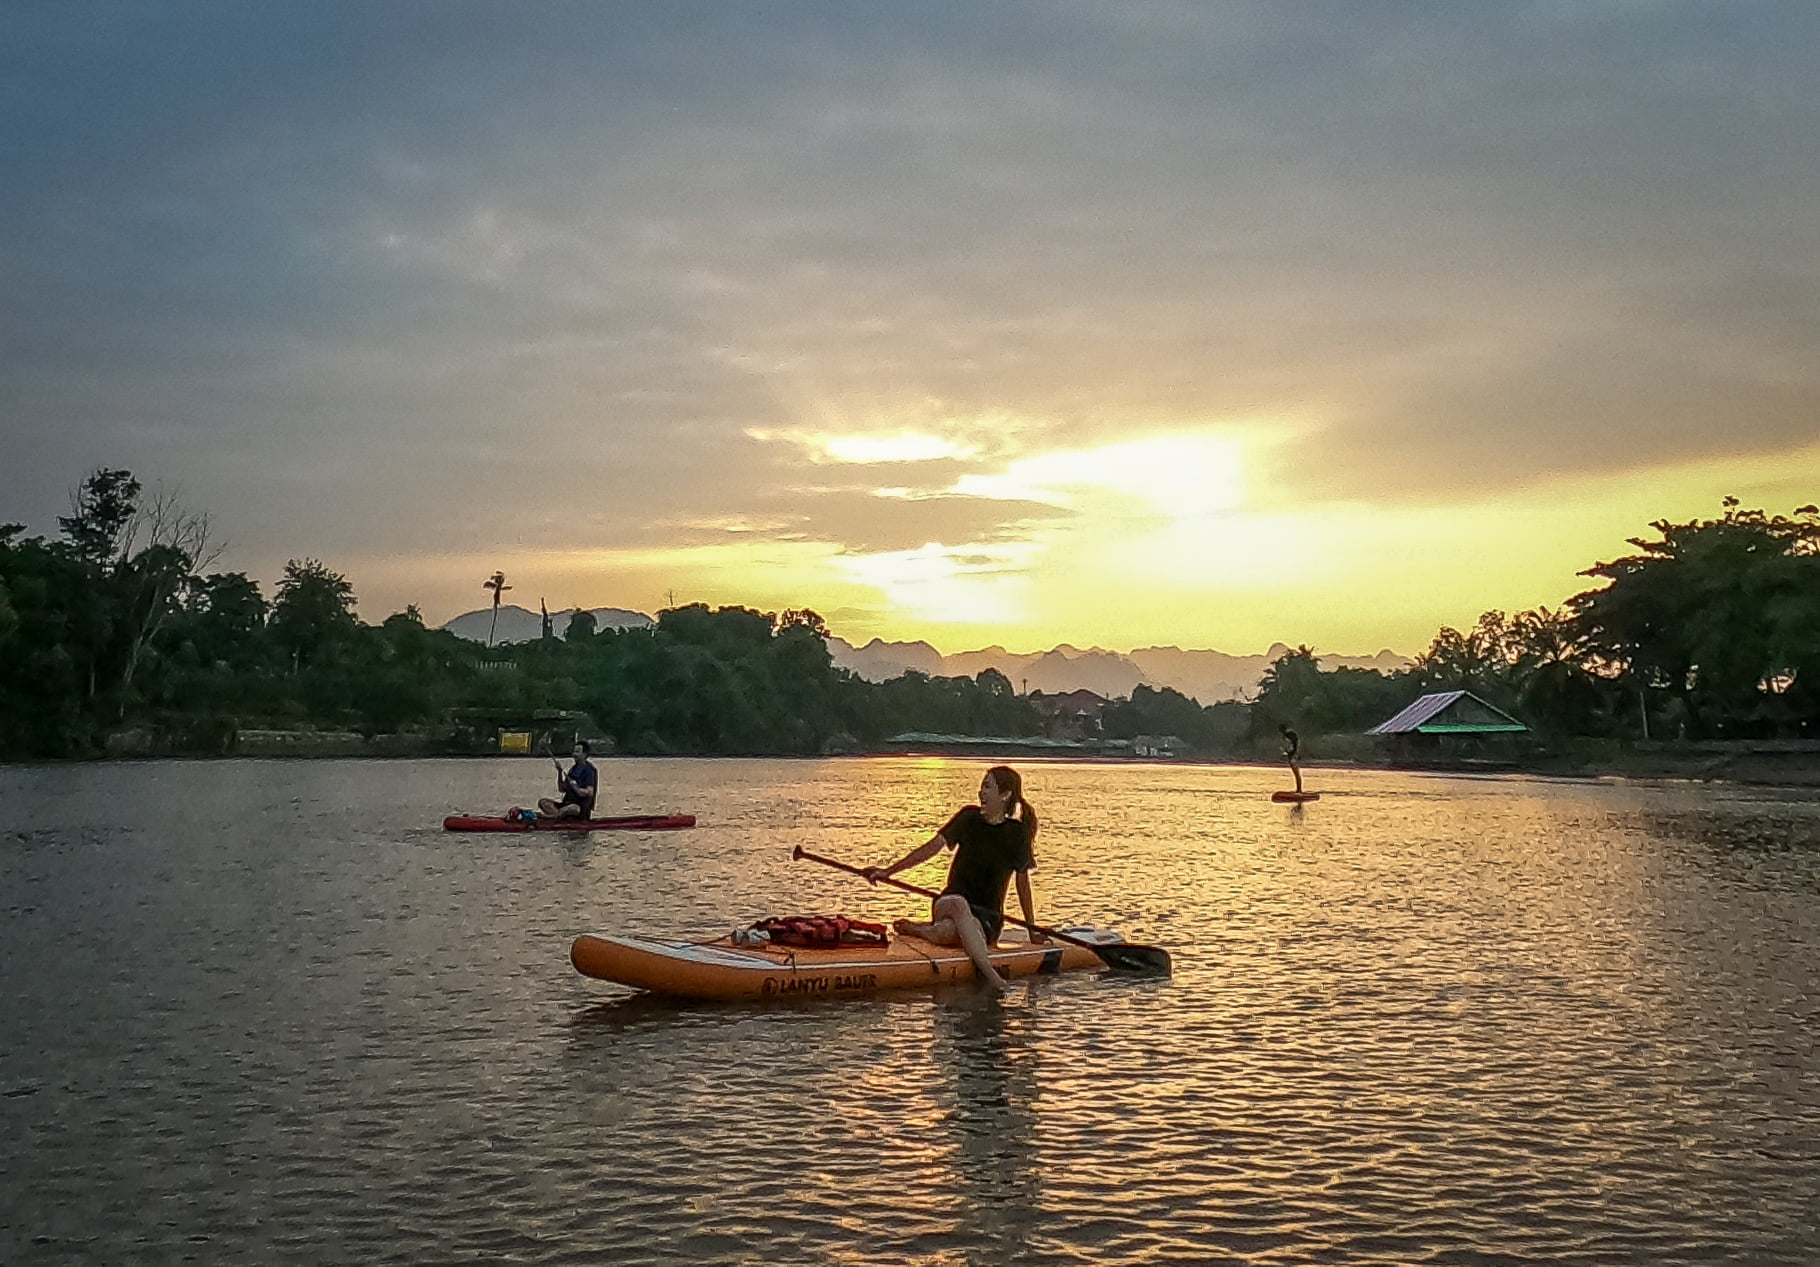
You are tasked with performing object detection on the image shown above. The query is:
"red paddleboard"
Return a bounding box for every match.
[1271,791,1320,803]
[443,813,696,833]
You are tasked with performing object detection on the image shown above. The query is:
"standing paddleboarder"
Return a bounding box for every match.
[1279,724,1303,795]
[863,764,1043,993]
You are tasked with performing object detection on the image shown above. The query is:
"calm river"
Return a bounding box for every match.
[2,757,1817,1264]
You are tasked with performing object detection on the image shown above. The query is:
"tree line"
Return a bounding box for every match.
[2,469,1814,759]
[0,469,1045,757]
[1244,498,1820,750]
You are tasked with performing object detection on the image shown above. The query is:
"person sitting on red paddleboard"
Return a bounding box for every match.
[536,740,597,821]
[863,764,1044,992]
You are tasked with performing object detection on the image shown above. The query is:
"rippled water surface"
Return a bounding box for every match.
[3,757,1818,1264]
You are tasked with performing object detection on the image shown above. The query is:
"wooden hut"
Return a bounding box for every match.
[1367,690,1527,766]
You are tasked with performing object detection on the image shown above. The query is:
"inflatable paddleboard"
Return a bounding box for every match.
[443,813,696,833]
[570,927,1127,1000]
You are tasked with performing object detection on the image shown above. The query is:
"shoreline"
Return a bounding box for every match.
[31,731,1820,789]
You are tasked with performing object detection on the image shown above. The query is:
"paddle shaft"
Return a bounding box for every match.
[793,844,1126,960]
[539,739,564,783]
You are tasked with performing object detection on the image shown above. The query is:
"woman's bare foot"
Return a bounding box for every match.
[894,918,932,938]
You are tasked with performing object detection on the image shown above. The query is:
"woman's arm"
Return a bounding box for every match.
[1015,870,1045,943]
[865,833,946,882]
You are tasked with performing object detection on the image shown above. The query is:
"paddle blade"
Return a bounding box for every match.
[1095,942,1172,975]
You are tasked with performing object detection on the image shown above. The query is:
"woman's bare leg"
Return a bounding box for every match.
[933,894,1007,990]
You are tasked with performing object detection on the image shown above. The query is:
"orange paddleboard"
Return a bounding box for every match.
[571,927,1124,1000]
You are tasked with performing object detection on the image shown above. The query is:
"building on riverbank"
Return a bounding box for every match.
[1367,690,1528,766]
[879,732,1101,759]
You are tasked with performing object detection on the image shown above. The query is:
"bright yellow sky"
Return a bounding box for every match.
[351,432,1817,656]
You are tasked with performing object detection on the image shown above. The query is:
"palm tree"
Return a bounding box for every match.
[483,571,512,646]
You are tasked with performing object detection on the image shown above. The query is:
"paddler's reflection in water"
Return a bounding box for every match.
[932,994,1041,1264]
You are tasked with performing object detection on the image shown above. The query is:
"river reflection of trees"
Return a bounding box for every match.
[1630,801,1820,900]
[1635,803,1820,855]
[930,994,1042,1267]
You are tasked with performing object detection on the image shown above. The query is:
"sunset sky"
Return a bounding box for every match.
[3,3,1815,656]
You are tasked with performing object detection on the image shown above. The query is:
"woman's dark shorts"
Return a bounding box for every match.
[937,890,1006,942]
[949,899,1004,943]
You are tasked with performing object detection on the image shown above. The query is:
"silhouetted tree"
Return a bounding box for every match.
[269,558,358,672]
[779,608,830,638]
[1573,500,1820,737]
[58,468,140,565]
[564,609,598,643]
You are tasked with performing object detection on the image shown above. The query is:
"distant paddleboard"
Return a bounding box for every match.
[443,813,696,833]
[1271,791,1321,803]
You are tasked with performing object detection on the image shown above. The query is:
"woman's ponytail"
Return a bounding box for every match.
[987,764,1038,844]
[1017,795,1039,845]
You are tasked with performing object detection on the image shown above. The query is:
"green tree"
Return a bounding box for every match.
[1102,684,1236,753]
[1250,645,1324,733]
[268,558,358,672]
[58,468,140,565]
[1411,616,1521,703]
[111,542,195,711]
[564,609,598,643]
[181,572,270,666]
[976,667,1014,697]
[0,525,109,752]
[1573,501,1820,737]
[0,573,16,647]
[1502,607,1615,736]
[779,608,830,638]
[658,603,774,657]
[1247,645,1413,745]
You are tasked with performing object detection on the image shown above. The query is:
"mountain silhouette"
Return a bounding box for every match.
[443,604,653,645]
[828,636,1406,702]
[442,608,1407,701]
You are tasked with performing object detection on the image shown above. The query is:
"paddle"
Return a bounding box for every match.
[792,844,1171,975]
[503,740,563,823]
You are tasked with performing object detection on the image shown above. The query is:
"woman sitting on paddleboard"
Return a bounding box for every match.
[864,764,1044,992]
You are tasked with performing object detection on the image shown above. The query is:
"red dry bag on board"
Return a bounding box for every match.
[750,914,889,948]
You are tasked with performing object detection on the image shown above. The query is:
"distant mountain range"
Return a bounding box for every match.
[442,606,1408,703]
[826,637,1407,703]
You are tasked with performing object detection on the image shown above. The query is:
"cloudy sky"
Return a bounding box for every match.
[3,2,1815,655]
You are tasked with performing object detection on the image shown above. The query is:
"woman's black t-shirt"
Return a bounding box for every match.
[938,805,1035,916]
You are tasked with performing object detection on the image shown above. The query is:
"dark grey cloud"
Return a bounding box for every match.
[3,1,1816,615]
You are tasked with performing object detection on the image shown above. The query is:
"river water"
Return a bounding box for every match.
[2,757,1817,1265]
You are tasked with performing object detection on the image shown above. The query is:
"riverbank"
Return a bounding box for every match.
[1513,739,1820,787]
[81,727,1820,787]
[875,735,1820,787]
